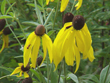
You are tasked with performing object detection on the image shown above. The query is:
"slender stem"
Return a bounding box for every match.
[46,54,50,83]
[63,60,66,83]
[16,19,27,39]
[6,0,27,39]
[5,19,22,47]
[53,0,60,29]
[58,62,63,83]
[70,0,76,13]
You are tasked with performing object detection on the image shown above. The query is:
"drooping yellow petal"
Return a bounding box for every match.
[46,0,49,5]
[3,35,9,48]
[63,31,75,66]
[60,0,69,12]
[75,0,83,10]
[31,35,40,68]
[24,72,29,78]
[41,35,47,64]
[10,67,21,76]
[18,63,23,67]
[81,24,91,57]
[75,30,85,53]
[53,26,73,69]
[23,32,36,67]
[86,46,95,62]
[74,43,80,73]
[42,34,53,63]
[19,71,23,77]
[0,36,5,53]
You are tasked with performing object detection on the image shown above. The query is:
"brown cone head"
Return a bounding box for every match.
[21,64,30,72]
[3,26,14,35]
[36,56,43,66]
[72,15,85,30]
[0,19,6,31]
[35,25,45,36]
[63,13,74,25]
[22,77,33,83]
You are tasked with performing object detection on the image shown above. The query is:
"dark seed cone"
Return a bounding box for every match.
[72,15,85,30]
[35,25,45,36]
[0,19,6,31]
[63,13,74,26]
[22,77,33,83]
[21,64,30,72]
[36,56,43,67]
[3,26,14,35]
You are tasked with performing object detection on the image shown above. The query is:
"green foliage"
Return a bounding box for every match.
[0,0,110,83]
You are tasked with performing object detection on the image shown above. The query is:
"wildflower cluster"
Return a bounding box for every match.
[8,0,95,82]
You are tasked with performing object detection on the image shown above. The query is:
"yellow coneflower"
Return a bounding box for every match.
[53,13,95,73]
[10,63,30,78]
[23,25,52,68]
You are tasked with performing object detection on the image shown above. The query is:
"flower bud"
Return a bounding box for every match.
[3,26,14,35]
[63,13,74,25]
[72,15,85,30]
[35,25,45,36]
[36,56,43,66]
[22,77,33,83]
[0,19,6,31]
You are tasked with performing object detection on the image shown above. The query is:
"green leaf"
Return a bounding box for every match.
[1,0,6,14]
[47,30,55,36]
[67,73,79,83]
[22,21,40,26]
[44,8,54,26]
[5,2,16,15]
[34,0,43,25]
[0,15,12,19]
[100,65,110,83]
[0,66,13,72]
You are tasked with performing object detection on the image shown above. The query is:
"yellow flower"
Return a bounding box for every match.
[53,15,95,73]
[0,25,14,53]
[60,0,83,12]
[23,25,52,68]
[46,0,54,5]
[10,63,30,78]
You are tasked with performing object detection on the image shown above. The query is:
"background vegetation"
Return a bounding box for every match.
[0,0,110,83]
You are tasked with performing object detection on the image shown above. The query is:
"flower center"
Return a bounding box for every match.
[21,65,30,72]
[63,13,74,26]
[0,19,6,31]
[35,25,45,36]
[3,26,14,35]
[72,15,85,30]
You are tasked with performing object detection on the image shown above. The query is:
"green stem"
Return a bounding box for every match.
[53,0,60,29]
[16,19,27,39]
[58,61,63,83]
[6,19,22,47]
[6,0,26,39]
[46,55,50,83]
[63,60,66,83]
[70,0,76,13]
